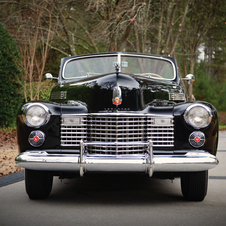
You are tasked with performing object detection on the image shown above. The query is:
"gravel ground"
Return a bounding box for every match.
[0,145,23,177]
[0,130,23,177]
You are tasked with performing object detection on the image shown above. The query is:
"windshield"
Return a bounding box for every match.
[63,54,175,80]
[121,56,174,80]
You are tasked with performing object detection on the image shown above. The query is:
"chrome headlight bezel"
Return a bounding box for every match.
[184,104,212,129]
[22,103,51,128]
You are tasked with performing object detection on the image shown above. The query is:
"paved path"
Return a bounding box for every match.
[0,170,24,187]
[0,132,226,226]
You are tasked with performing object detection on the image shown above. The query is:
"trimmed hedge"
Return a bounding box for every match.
[0,22,24,127]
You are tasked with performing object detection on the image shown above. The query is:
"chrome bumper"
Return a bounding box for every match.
[15,141,219,177]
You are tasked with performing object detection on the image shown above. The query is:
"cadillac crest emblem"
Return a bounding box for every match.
[112,86,122,105]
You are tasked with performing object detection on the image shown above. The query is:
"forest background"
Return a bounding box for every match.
[1,0,226,129]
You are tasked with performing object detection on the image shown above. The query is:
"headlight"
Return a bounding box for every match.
[184,104,212,129]
[23,103,50,127]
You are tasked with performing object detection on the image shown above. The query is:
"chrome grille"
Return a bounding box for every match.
[89,116,146,142]
[61,114,174,154]
[88,116,147,154]
[61,116,87,146]
[147,118,174,147]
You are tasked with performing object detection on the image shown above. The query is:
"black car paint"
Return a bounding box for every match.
[17,53,218,157]
[50,73,184,111]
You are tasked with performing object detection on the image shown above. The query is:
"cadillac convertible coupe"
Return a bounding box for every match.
[16,52,219,201]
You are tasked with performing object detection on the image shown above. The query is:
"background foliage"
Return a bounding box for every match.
[193,62,226,111]
[0,0,226,127]
[25,82,55,102]
[0,22,24,127]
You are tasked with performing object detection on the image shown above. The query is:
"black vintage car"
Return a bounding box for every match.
[16,52,219,201]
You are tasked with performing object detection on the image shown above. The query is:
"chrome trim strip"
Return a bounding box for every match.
[62,113,173,117]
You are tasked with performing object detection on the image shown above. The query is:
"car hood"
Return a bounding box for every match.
[51,73,184,112]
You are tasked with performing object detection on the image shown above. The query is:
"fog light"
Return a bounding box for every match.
[29,131,45,147]
[189,131,205,148]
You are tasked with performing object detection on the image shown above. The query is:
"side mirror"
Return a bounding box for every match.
[44,73,58,81]
[181,74,195,84]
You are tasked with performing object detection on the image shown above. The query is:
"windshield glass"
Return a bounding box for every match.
[121,56,174,79]
[63,54,175,80]
[64,56,117,79]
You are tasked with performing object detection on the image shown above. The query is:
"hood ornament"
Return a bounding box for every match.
[115,62,120,74]
[112,86,122,105]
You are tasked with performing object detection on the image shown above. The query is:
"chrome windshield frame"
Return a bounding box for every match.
[62,53,176,81]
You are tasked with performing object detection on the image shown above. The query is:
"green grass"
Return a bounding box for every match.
[0,126,16,133]
[219,125,226,130]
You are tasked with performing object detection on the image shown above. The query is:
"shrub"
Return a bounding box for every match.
[0,23,24,127]
[193,62,226,111]
[25,82,55,102]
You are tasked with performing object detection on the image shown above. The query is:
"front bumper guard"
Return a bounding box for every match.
[15,140,219,177]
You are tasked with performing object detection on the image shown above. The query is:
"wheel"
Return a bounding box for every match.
[181,171,208,201]
[25,169,53,199]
